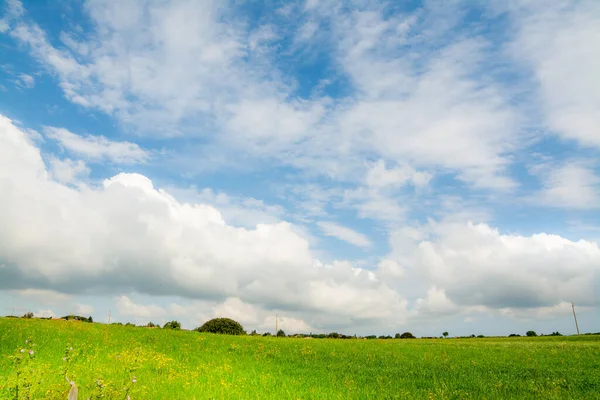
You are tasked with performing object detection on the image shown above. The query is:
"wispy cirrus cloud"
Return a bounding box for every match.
[44,127,150,164]
[317,221,372,248]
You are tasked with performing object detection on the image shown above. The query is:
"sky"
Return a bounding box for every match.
[0,0,598,337]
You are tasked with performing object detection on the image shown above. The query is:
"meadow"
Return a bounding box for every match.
[1,318,599,399]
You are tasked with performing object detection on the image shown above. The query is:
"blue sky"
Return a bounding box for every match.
[0,0,598,336]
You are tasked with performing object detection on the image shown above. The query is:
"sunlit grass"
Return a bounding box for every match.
[1,318,599,399]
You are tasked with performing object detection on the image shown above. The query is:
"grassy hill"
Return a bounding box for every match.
[1,318,599,399]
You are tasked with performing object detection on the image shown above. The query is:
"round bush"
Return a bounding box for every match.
[197,318,245,335]
[400,332,416,339]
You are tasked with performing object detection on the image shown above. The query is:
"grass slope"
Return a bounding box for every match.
[1,318,599,399]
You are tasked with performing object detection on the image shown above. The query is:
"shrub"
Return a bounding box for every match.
[400,332,416,339]
[22,312,34,319]
[276,329,286,337]
[526,330,537,337]
[197,318,244,335]
[163,320,181,329]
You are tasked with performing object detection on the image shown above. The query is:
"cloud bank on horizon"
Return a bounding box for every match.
[0,0,598,335]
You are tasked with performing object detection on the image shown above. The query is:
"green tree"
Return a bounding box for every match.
[400,332,416,339]
[526,330,537,337]
[443,331,449,338]
[163,320,181,329]
[276,329,286,337]
[197,318,245,335]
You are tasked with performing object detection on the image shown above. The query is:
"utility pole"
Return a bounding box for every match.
[572,302,580,336]
[108,310,111,324]
[275,313,278,334]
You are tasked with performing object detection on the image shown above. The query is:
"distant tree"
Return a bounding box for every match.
[146,322,159,328]
[327,332,340,339]
[508,333,520,337]
[526,330,537,337]
[62,314,93,322]
[262,332,272,337]
[22,312,34,319]
[549,331,562,336]
[365,335,377,339]
[249,330,258,336]
[277,329,286,337]
[477,334,485,338]
[163,320,181,329]
[443,331,449,338]
[125,322,136,327]
[394,333,402,339]
[197,318,244,335]
[400,332,416,339]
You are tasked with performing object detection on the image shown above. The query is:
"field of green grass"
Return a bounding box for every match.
[1,318,599,399]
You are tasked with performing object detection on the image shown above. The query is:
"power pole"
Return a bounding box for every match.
[572,302,580,335]
[108,310,111,324]
[275,313,278,334]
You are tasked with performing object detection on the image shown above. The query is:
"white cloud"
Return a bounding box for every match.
[510,0,600,148]
[14,288,71,305]
[178,187,285,228]
[116,296,167,319]
[0,115,408,328]
[16,73,35,88]
[408,221,600,309]
[75,303,94,315]
[329,8,520,189]
[535,161,600,209]
[317,221,372,248]
[44,127,149,164]
[365,160,432,189]
[376,259,405,280]
[497,302,582,321]
[49,157,90,184]
[0,20,9,33]
[3,0,526,192]
[414,286,459,316]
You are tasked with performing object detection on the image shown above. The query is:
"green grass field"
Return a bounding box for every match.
[1,318,599,399]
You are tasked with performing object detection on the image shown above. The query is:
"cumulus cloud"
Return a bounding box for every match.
[409,221,600,309]
[116,295,167,319]
[0,115,407,329]
[44,127,149,164]
[49,157,90,184]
